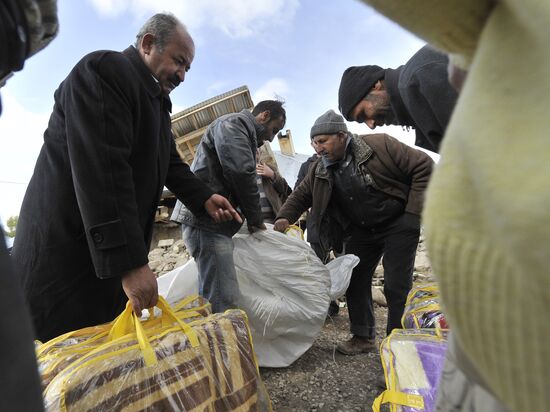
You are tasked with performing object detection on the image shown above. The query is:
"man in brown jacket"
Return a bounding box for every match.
[274,110,433,354]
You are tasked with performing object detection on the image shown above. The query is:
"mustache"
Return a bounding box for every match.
[169,74,181,88]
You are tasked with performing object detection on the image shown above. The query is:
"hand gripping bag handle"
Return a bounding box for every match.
[108,296,200,367]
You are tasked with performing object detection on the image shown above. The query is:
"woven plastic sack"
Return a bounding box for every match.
[43,298,271,411]
[373,329,448,412]
[326,254,359,300]
[232,229,331,367]
[158,258,199,306]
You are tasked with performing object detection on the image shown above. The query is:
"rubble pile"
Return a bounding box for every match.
[148,238,189,277]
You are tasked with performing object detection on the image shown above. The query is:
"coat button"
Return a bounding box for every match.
[92,232,104,244]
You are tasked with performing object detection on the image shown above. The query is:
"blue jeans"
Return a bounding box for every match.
[181,224,240,313]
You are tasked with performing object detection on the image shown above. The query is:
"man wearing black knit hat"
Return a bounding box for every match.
[274,110,434,354]
[338,45,457,153]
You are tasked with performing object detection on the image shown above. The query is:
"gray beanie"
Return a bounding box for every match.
[310,109,348,138]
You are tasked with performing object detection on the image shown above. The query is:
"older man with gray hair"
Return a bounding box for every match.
[275,110,433,354]
[12,13,240,342]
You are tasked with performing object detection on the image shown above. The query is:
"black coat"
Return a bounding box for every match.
[0,238,44,411]
[385,46,458,153]
[12,46,213,341]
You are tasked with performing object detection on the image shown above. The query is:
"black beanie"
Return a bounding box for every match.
[338,65,385,121]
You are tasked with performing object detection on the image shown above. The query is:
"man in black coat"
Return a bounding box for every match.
[338,45,457,153]
[12,13,240,342]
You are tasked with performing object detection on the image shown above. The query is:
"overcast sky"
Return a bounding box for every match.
[0,0,426,225]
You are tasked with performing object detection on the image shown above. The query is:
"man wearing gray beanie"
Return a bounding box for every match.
[338,45,457,153]
[274,109,434,354]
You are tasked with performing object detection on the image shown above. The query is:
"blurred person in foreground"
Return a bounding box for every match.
[274,110,433,354]
[12,13,240,343]
[171,101,286,313]
[358,0,550,410]
[1,0,58,409]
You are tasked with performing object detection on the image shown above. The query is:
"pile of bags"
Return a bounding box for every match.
[401,283,448,330]
[159,227,358,367]
[373,282,449,412]
[36,296,271,411]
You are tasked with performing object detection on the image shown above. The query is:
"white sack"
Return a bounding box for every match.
[326,254,359,300]
[232,229,331,368]
[156,228,358,367]
[157,258,199,306]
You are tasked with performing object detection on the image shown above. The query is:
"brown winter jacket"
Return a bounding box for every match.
[276,133,433,251]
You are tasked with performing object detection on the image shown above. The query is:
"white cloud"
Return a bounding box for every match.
[87,0,132,18]
[87,0,300,38]
[0,92,49,221]
[252,78,289,104]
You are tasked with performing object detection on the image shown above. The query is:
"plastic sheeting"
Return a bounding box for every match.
[373,329,448,412]
[401,283,448,330]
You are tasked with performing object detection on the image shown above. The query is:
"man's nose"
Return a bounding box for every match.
[177,70,185,83]
[366,119,376,129]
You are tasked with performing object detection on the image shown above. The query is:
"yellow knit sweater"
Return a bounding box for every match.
[360,1,550,411]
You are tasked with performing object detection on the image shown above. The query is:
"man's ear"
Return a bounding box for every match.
[140,33,155,54]
[258,110,271,122]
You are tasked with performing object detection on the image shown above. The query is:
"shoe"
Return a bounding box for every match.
[336,335,376,355]
[327,301,340,317]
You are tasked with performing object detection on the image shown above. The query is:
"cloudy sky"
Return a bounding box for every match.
[0,0,425,225]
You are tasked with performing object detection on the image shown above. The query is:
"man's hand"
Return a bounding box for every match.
[204,194,243,224]
[256,163,275,180]
[248,222,267,233]
[274,218,290,233]
[121,264,158,316]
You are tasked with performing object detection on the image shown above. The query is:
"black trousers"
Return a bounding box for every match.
[344,214,419,339]
[0,239,45,411]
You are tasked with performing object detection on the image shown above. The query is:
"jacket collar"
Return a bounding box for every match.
[384,67,414,127]
[241,109,264,142]
[315,133,373,179]
[122,46,172,112]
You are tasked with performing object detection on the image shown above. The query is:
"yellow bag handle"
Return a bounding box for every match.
[285,224,304,240]
[108,297,200,367]
[372,390,425,411]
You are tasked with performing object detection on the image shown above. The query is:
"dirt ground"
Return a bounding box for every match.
[260,304,389,412]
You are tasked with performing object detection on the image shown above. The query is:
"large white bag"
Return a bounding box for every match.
[157,229,358,367]
[157,258,199,306]
[232,229,331,367]
[326,254,359,300]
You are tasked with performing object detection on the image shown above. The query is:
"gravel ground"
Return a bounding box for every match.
[260,304,389,412]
